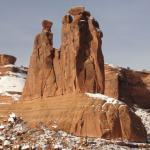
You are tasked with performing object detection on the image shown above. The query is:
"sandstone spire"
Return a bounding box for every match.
[60,6,105,94]
[22,20,58,99]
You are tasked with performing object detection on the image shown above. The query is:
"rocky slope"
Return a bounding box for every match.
[0,93,147,142]
[0,113,149,150]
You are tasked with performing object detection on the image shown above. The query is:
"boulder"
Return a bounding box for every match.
[0,54,16,65]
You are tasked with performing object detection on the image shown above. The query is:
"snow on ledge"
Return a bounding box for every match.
[85,93,124,105]
[105,63,121,69]
[0,71,26,100]
[0,64,15,68]
[106,63,150,73]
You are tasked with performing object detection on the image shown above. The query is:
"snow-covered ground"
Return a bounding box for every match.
[135,108,150,135]
[0,113,149,150]
[0,70,26,100]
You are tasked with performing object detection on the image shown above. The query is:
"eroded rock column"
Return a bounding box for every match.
[60,6,105,94]
[22,20,58,99]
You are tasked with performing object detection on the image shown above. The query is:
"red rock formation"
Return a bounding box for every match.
[1,94,147,142]
[22,20,59,99]
[22,7,105,100]
[105,64,150,108]
[0,54,16,65]
[60,7,104,94]
[20,7,147,142]
[105,64,120,99]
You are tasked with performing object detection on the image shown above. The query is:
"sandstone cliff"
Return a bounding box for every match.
[105,64,150,108]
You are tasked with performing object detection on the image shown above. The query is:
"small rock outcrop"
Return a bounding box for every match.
[0,54,16,65]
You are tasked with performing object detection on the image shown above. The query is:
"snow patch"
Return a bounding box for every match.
[3,140,11,146]
[8,112,16,123]
[85,93,124,105]
[0,71,26,100]
[105,63,121,69]
[135,108,150,134]
[0,124,5,129]
[0,113,149,149]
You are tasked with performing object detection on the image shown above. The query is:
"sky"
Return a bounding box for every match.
[0,0,150,70]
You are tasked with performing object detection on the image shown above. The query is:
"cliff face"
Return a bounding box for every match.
[105,64,150,108]
[60,7,104,94]
[22,7,105,100]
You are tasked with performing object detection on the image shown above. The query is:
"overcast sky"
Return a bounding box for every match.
[0,0,150,70]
